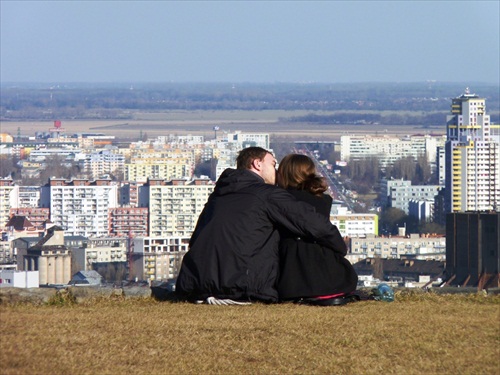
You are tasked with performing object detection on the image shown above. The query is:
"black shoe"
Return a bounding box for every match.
[298,294,359,306]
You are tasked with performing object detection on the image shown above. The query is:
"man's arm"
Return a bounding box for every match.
[267,189,348,256]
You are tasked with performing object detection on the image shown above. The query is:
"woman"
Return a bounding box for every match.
[277,154,358,305]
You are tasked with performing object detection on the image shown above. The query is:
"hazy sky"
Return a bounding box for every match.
[1,1,499,84]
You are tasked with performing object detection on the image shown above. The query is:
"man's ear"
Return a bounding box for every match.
[251,158,261,171]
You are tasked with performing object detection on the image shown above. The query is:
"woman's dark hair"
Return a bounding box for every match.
[236,147,271,170]
[278,154,328,196]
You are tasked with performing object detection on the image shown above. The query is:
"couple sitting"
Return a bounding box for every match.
[175,147,358,306]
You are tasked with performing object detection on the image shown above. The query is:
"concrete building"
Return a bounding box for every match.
[125,149,196,182]
[330,211,378,238]
[347,233,446,265]
[10,186,41,208]
[44,178,118,237]
[0,270,39,288]
[215,132,271,180]
[408,200,434,222]
[445,89,500,213]
[8,208,50,230]
[0,178,15,228]
[445,212,499,288]
[340,134,446,169]
[129,236,190,282]
[80,149,125,180]
[85,239,127,265]
[0,239,15,270]
[118,182,143,207]
[353,258,445,288]
[223,131,270,149]
[3,215,45,241]
[108,207,149,237]
[436,146,446,185]
[145,178,214,238]
[18,226,72,285]
[384,179,442,214]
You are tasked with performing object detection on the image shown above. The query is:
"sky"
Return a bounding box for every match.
[1,1,499,84]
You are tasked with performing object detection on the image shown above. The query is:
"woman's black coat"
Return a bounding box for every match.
[277,189,358,300]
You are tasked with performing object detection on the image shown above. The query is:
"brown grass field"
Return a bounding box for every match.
[1,292,498,375]
[0,110,446,141]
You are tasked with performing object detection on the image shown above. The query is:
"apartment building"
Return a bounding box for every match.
[125,149,195,182]
[330,211,378,237]
[347,233,446,265]
[408,200,434,222]
[223,131,270,149]
[124,177,215,282]
[0,179,15,228]
[80,149,125,179]
[108,207,148,237]
[118,181,143,207]
[129,236,190,281]
[340,134,446,168]
[384,178,442,214]
[445,89,500,212]
[6,207,50,228]
[85,242,127,267]
[146,178,214,238]
[10,186,41,208]
[45,178,118,237]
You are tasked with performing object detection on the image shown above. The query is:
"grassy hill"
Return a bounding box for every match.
[1,291,498,375]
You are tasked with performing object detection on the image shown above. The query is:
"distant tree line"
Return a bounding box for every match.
[2,82,498,121]
[286,112,448,126]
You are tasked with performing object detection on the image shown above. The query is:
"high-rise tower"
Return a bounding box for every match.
[445,89,500,213]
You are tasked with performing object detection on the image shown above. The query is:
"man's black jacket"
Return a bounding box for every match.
[175,168,347,303]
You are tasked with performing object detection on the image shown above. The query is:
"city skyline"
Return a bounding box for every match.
[1,1,499,84]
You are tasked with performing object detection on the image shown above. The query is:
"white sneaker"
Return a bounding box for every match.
[205,296,252,305]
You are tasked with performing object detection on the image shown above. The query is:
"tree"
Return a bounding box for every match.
[0,155,18,178]
[194,158,217,180]
[379,207,418,235]
[418,222,445,235]
[392,156,416,181]
[414,154,431,184]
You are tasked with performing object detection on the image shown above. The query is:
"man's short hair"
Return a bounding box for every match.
[236,147,271,170]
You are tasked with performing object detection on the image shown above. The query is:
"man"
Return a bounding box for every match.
[175,147,347,304]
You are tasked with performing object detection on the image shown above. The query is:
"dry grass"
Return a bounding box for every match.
[1,292,499,375]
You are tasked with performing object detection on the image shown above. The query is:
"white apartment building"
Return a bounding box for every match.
[215,132,272,180]
[125,149,196,182]
[330,209,378,237]
[408,200,434,222]
[10,186,41,208]
[45,178,118,237]
[340,134,446,169]
[146,178,214,238]
[223,131,270,149]
[347,233,446,264]
[130,236,190,281]
[85,244,127,267]
[0,179,15,228]
[384,179,442,214]
[28,147,82,162]
[81,149,125,179]
[436,146,446,185]
[445,89,500,212]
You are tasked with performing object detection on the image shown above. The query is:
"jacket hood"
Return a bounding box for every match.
[214,168,264,196]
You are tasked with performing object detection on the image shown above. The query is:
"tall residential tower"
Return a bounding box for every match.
[445,89,500,213]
